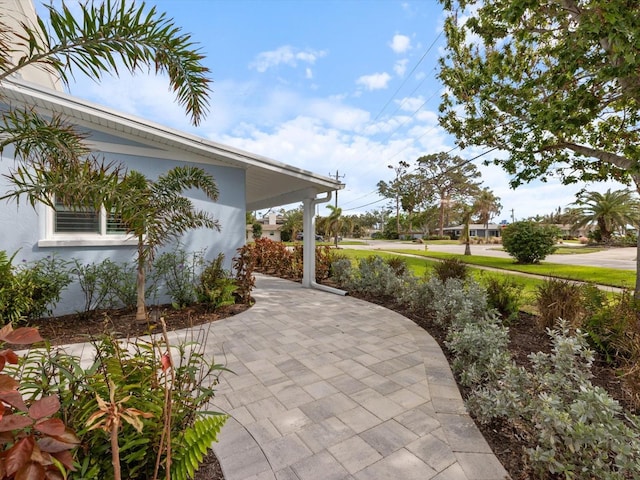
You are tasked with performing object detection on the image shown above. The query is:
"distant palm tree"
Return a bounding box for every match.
[326,205,342,247]
[474,188,502,239]
[571,189,639,241]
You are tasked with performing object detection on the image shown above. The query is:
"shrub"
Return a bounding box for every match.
[0,325,79,479]
[233,244,256,304]
[329,258,353,287]
[385,256,408,276]
[0,252,73,323]
[446,314,511,388]
[18,329,228,479]
[481,274,523,323]
[469,321,640,479]
[501,221,559,263]
[535,278,585,329]
[347,255,406,298]
[428,277,488,330]
[432,257,468,283]
[197,253,237,309]
[153,246,205,308]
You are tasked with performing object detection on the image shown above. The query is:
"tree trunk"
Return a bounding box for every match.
[136,238,146,322]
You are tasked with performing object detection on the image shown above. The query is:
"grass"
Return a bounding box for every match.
[388,250,635,289]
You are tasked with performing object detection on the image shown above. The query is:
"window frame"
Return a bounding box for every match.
[38,201,137,248]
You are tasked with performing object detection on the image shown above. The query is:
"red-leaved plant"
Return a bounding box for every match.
[0,325,79,479]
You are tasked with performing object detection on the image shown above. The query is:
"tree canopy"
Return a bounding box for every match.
[438,0,640,189]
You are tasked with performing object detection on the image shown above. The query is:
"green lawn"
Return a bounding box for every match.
[388,250,635,289]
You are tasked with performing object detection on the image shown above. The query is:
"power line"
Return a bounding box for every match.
[373,31,443,122]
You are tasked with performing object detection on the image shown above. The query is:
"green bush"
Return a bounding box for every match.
[432,257,468,283]
[469,321,640,479]
[197,253,237,309]
[153,246,205,308]
[0,252,73,323]
[501,221,559,264]
[481,274,523,323]
[385,256,408,276]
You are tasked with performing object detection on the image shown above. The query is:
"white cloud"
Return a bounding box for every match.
[305,68,313,79]
[389,34,411,53]
[356,72,392,91]
[249,46,327,72]
[394,59,409,76]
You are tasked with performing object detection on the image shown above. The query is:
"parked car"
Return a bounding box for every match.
[295,232,324,241]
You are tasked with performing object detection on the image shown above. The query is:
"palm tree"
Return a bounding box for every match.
[326,205,342,247]
[475,188,502,239]
[0,0,211,215]
[571,189,639,242]
[114,167,220,321]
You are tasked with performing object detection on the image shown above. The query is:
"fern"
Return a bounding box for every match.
[171,414,228,480]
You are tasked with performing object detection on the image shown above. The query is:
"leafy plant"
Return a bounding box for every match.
[232,244,256,304]
[469,321,640,479]
[535,278,585,330]
[154,246,205,308]
[0,325,79,479]
[481,274,523,323]
[17,327,228,479]
[432,257,468,283]
[501,221,559,264]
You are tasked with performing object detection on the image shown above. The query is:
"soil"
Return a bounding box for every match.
[24,284,639,480]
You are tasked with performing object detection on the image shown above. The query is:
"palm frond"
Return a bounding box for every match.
[2,0,211,125]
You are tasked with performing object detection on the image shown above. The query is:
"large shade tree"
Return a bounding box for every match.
[571,188,638,242]
[416,152,481,236]
[438,0,640,295]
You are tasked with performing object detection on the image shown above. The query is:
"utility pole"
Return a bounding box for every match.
[330,170,345,208]
[510,208,515,223]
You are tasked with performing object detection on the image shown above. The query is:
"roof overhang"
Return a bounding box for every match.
[0,79,344,211]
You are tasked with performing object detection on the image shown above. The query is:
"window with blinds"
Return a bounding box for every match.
[54,198,100,233]
[54,198,129,236]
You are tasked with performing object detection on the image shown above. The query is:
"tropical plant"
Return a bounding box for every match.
[501,221,559,264]
[0,325,79,480]
[0,1,215,320]
[438,0,640,297]
[571,189,639,242]
[326,204,342,247]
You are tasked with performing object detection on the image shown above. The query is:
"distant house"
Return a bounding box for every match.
[0,79,342,313]
[247,213,284,242]
[442,223,502,240]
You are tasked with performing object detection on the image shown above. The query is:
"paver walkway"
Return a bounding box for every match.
[202,274,509,480]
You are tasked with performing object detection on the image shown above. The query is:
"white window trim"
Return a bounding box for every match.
[38,203,138,248]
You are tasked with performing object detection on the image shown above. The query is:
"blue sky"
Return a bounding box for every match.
[41,0,624,222]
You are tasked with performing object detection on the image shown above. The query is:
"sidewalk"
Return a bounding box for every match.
[204,274,509,480]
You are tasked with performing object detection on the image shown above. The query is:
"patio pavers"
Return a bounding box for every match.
[204,274,510,480]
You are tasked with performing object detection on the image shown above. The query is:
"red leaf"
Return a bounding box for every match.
[15,461,44,480]
[4,328,43,346]
[0,391,28,412]
[0,350,19,365]
[34,419,65,437]
[44,469,64,480]
[0,414,33,432]
[0,374,18,393]
[51,450,74,471]
[29,397,60,421]
[161,352,172,371]
[0,325,13,343]
[37,430,80,454]
[5,437,35,476]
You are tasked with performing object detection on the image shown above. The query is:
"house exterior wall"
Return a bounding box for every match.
[0,144,246,315]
